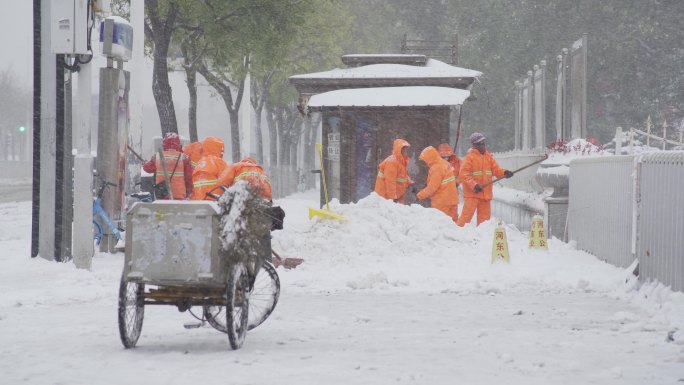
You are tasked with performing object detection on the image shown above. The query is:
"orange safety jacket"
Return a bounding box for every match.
[155,150,191,199]
[374,138,412,201]
[218,157,272,200]
[192,137,228,200]
[416,146,459,208]
[183,141,203,168]
[447,155,461,185]
[459,148,506,200]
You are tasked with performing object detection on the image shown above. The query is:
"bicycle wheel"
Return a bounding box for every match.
[117,276,145,348]
[225,262,250,350]
[247,261,280,330]
[204,261,280,332]
[93,221,102,246]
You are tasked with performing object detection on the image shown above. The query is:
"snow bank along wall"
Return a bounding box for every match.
[493,150,684,292]
[569,152,684,292]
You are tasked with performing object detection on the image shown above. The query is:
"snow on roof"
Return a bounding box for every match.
[291,58,482,80]
[307,86,470,108]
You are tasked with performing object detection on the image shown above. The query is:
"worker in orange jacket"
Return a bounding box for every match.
[374,138,413,203]
[416,146,459,223]
[438,143,461,186]
[183,141,203,168]
[191,136,228,200]
[218,157,273,200]
[456,133,513,227]
[142,133,193,200]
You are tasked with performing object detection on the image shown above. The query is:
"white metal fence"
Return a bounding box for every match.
[636,152,684,292]
[567,152,684,291]
[567,156,636,268]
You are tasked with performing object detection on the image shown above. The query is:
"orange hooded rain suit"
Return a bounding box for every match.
[191,137,228,200]
[374,139,413,203]
[142,133,193,200]
[218,157,272,200]
[456,148,507,226]
[183,141,204,168]
[438,143,461,185]
[416,146,459,223]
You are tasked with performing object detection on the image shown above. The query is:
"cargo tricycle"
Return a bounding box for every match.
[117,185,280,350]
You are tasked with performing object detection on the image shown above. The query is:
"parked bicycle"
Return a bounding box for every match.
[93,176,123,246]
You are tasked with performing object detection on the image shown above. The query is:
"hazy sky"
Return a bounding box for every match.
[0,0,33,87]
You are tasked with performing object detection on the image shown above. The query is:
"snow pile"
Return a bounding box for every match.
[492,186,549,213]
[273,191,684,343]
[274,193,627,295]
[545,138,611,165]
[1,194,683,384]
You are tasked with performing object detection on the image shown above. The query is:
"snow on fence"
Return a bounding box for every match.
[614,117,684,154]
[627,126,684,151]
[568,152,684,292]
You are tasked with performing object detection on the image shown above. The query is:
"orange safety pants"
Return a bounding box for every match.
[433,203,458,224]
[456,197,491,227]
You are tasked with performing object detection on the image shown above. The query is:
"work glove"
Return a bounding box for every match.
[504,170,514,179]
[473,184,483,193]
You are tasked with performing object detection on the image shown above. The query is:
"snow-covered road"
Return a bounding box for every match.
[0,192,682,384]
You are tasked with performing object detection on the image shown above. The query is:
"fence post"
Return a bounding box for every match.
[629,127,634,154]
[646,115,652,147]
[615,127,622,155]
[662,119,667,150]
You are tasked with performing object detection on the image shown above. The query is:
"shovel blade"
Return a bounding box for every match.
[308,207,345,221]
[183,322,203,329]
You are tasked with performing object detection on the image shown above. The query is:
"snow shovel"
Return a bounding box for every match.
[480,154,549,189]
[272,249,304,269]
[308,143,345,221]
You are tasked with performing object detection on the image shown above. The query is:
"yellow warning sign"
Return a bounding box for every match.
[491,220,510,263]
[529,214,548,249]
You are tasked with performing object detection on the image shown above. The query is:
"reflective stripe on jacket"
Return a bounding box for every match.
[191,137,227,200]
[374,138,412,200]
[416,146,459,208]
[217,157,272,200]
[154,150,188,199]
[459,148,506,200]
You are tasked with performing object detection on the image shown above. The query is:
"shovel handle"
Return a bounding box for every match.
[480,154,548,189]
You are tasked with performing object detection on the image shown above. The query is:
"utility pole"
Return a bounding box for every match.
[35,0,59,261]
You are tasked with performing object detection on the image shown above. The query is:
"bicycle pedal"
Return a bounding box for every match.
[183,322,202,329]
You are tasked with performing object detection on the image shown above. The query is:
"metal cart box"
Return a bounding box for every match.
[123,201,223,286]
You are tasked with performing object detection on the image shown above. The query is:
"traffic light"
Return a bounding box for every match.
[19,126,26,133]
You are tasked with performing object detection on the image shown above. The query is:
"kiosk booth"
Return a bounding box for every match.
[290,54,481,204]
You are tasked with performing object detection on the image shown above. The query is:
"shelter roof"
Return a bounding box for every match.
[291,58,481,81]
[307,86,470,110]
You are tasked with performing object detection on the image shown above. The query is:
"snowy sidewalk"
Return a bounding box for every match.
[0,193,682,384]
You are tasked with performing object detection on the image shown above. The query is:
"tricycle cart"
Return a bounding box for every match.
[118,186,279,350]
